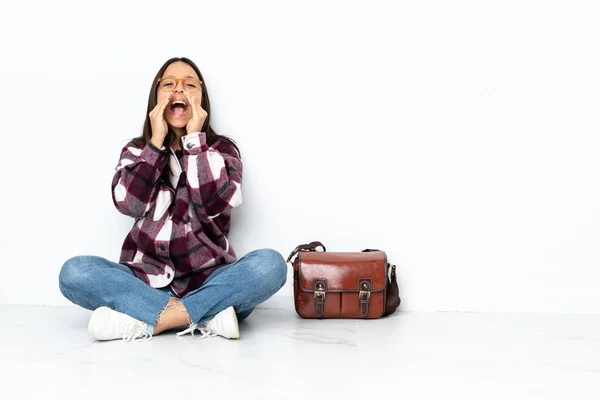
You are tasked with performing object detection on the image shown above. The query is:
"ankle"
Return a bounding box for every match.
[153,299,192,335]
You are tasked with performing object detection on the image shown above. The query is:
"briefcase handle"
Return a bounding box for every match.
[286,241,326,263]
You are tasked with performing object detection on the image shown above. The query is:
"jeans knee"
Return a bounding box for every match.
[250,248,287,288]
[58,255,97,295]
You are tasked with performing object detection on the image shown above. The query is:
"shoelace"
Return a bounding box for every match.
[176,322,217,340]
[122,323,151,342]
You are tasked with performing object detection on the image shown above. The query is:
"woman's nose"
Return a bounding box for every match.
[174,79,185,92]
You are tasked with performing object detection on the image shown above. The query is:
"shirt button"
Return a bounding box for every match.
[159,244,165,251]
[186,142,194,149]
[160,155,166,161]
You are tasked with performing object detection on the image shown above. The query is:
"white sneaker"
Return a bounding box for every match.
[177,306,239,340]
[88,306,151,342]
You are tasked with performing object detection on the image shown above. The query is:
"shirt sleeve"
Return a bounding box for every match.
[111,139,170,218]
[181,132,243,219]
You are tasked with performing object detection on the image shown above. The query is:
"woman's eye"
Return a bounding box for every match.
[163,83,173,87]
[186,84,197,88]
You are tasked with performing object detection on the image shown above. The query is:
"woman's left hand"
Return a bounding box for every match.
[185,90,208,134]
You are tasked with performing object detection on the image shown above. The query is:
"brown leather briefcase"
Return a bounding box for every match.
[286,241,401,319]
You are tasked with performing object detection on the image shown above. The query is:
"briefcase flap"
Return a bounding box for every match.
[297,251,387,292]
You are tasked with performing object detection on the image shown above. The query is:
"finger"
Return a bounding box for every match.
[186,90,200,107]
[185,92,197,118]
[187,91,201,111]
[195,100,205,117]
[196,100,207,117]
[156,94,172,116]
[189,89,201,108]
[190,95,202,118]
[151,93,171,115]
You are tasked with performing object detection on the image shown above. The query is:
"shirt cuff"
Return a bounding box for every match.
[182,132,208,152]
[147,140,168,152]
[142,140,169,170]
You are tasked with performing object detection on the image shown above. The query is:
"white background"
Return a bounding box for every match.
[0,0,598,313]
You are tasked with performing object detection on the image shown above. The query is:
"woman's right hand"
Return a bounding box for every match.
[149,92,172,147]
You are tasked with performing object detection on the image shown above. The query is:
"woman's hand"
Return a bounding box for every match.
[149,92,173,147]
[185,90,208,134]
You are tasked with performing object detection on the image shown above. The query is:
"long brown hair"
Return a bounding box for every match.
[132,57,240,178]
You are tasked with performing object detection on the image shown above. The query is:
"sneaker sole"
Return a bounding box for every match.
[221,306,240,339]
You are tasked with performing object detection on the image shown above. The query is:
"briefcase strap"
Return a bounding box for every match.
[359,278,372,316]
[313,279,327,317]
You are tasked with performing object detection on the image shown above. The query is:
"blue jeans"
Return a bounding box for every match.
[58,249,287,329]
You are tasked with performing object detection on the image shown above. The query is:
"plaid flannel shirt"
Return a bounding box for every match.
[111,131,243,297]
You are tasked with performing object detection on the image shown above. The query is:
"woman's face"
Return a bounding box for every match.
[157,61,202,132]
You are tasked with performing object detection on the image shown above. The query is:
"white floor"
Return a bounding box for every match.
[2,305,600,400]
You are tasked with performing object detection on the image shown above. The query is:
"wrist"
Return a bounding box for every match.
[150,137,164,148]
[186,127,201,135]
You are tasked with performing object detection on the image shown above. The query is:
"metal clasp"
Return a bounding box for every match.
[314,291,326,299]
[359,290,371,300]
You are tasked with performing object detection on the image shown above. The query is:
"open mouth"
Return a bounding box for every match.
[169,100,188,116]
